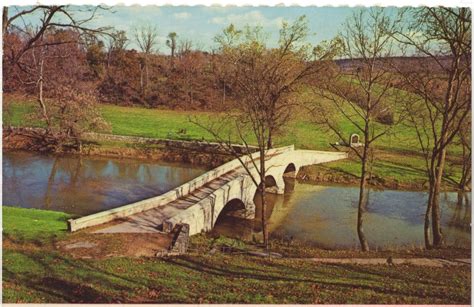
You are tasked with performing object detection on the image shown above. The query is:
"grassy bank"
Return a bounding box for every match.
[3,207,71,243]
[299,151,462,190]
[2,207,471,304]
[3,96,465,190]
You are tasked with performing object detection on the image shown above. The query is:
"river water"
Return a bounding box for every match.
[213,179,471,249]
[3,151,471,249]
[2,151,207,216]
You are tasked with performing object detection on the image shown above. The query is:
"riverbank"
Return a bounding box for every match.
[2,207,471,304]
[298,161,432,191]
[4,97,468,191]
[4,128,466,192]
[3,128,234,168]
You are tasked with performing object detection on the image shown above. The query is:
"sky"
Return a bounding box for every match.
[8,5,403,54]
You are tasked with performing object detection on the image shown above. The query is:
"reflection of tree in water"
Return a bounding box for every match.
[3,156,27,206]
[447,192,471,232]
[44,157,60,209]
[71,157,83,186]
[35,155,120,214]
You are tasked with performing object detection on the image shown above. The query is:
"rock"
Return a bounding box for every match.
[64,241,97,250]
[208,247,218,255]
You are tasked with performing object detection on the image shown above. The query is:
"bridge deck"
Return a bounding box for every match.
[94,168,243,233]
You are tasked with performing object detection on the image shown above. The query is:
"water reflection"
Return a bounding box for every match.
[213,178,471,249]
[3,151,207,216]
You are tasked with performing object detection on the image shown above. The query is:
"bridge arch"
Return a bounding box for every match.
[214,198,247,224]
[261,175,285,194]
[283,163,298,178]
[265,175,277,188]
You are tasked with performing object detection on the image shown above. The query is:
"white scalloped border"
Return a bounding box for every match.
[3,0,472,8]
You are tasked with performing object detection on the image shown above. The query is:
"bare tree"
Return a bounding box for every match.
[193,16,328,248]
[177,39,193,57]
[310,8,404,251]
[166,32,177,66]
[394,7,471,248]
[3,5,111,66]
[106,30,128,68]
[3,5,112,148]
[134,24,159,98]
[4,14,110,152]
[458,116,471,192]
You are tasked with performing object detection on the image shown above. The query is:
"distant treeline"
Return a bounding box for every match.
[3,28,231,110]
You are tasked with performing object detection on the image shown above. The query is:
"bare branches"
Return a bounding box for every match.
[312,8,403,153]
[4,5,112,66]
[192,16,320,248]
[393,7,471,248]
[134,24,159,54]
[309,8,405,252]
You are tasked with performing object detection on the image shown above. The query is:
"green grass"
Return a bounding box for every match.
[2,208,471,304]
[2,97,457,152]
[3,207,70,243]
[3,100,44,128]
[101,105,216,140]
[3,249,470,304]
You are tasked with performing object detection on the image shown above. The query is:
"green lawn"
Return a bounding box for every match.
[2,96,424,151]
[3,96,459,150]
[3,207,471,304]
[3,206,70,243]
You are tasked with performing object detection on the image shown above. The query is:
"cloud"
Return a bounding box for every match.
[200,6,236,13]
[209,10,284,28]
[173,12,191,20]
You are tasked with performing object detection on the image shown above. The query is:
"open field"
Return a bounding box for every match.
[2,207,471,304]
[3,94,436,151]
[3,95,464,189]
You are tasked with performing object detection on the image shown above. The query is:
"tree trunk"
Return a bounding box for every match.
[424,184,433,249]
[459,142,471,191]
[431,147,446,248]
[357,159,370,252]
[259,149,268,250]
[145,64,149,95]
[171,46,175,68]
[356,118,371,252]
[2,7,8,35]
[267,134,273,149]
[144,55,149,97]
[37,55,51,129]
[140,63,144,96]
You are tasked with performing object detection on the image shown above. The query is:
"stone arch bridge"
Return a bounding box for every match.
[68,145,347,236]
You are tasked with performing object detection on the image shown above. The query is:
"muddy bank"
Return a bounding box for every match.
[3,129,233,168]
[81,144,233,168]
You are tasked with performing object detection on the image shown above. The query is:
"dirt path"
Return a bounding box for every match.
[56,233,173,259]
[304,257,471,267]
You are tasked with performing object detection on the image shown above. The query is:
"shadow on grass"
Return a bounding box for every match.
[161,255,461,302]
[2,249,469,304]
[3,250,138,303]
